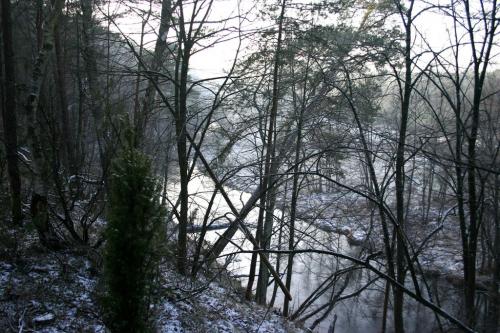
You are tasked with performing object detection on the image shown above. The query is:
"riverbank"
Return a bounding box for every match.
[0,227,304,333]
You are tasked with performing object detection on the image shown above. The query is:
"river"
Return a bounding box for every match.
[167,171,466,332]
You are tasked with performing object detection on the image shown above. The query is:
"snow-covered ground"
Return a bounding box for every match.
[0,229,304,333]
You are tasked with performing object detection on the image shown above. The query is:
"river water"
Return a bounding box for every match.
[167,172,465,332]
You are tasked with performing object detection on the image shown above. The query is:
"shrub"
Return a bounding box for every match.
[102,145,165,333]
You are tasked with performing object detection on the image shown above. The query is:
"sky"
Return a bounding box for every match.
[105,0,251,78]
[103,0,499,79]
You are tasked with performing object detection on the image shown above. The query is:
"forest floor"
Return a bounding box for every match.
[0,227,304,333]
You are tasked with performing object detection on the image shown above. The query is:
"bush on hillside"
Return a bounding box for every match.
[102,144,165,333]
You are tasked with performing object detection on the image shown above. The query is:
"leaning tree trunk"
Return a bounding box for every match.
[136,0,173,146]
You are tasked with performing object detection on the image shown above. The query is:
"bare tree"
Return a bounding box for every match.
[26,0,69,248]
[424,0,499,327]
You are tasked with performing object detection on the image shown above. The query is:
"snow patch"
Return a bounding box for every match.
[33,313,55,323]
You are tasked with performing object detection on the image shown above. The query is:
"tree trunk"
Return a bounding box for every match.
[255,0,286,306]
[1,0,23,225]
[283,76,306,317]
[245,169,265,300]
[137,0,172,145]
[255,161,278,304]
[270,189,287,308]
[393,5,414,331]
[27,0,67,248]
[486,175,499,332]
[174,15,192,273]
[453,1,498,326]
[80,0,106,172]
[52,0,74,176]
